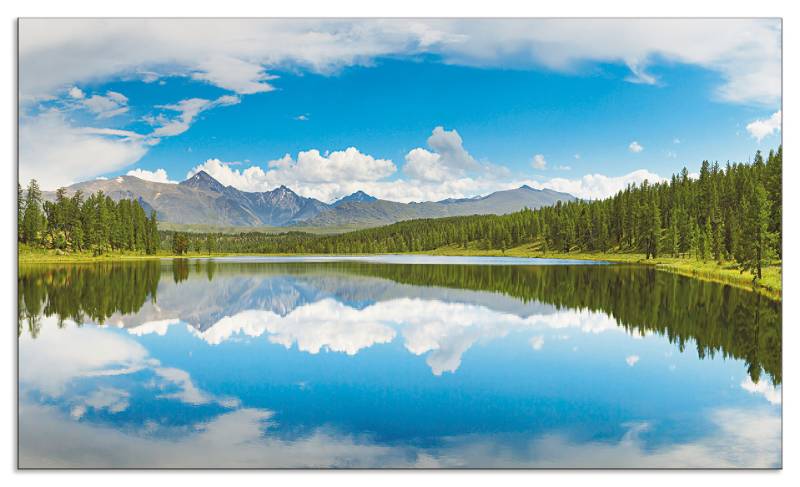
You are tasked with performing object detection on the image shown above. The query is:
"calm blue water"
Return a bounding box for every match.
[18,257,781,468]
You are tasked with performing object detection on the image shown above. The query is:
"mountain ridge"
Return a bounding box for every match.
[44,172,576,228]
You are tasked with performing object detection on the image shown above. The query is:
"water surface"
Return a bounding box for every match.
[18,256,782,468]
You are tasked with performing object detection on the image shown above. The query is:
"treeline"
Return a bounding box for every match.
[18,181,160,255]
[18,261,161,335]
[162,147,781,280]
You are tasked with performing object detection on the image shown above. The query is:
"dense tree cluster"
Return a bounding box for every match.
[18,261,161,335]
[160,147,781,281]
[18,183,160,255]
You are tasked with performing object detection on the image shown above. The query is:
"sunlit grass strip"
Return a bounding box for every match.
[427,243,781,300]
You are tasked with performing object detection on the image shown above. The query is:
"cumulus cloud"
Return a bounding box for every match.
[180,297,623,376]
[186,146,396,199]
[126,168,176,184]
[626,355,640,367]
[628,141,644,153]
[746,110,781,142]
[202,302,398,356]
[532,154,547,170]
[404,127,481,182]
[178,123,662,203]
[526,169,665,200]
[186,150,664,204]
[271,148,396,183]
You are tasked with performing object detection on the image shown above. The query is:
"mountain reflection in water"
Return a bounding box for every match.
[18,257,782,468]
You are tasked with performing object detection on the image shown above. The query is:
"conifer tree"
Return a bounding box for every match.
[22,180,44,244]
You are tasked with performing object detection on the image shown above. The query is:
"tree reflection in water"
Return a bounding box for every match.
[18,259,781,385]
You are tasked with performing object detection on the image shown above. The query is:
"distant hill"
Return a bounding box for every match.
[332,190,377,206]
[44,173,575,229]
[298,185,575,227]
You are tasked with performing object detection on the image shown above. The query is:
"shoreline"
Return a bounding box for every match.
[424,244,782,300]
[18,247,781,300]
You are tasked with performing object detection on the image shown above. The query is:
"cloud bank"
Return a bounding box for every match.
[20,19,781,104]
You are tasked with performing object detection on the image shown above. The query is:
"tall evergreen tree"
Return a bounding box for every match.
[22,180,44,244]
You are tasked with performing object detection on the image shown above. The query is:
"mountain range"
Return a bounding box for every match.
[45,171,576,228]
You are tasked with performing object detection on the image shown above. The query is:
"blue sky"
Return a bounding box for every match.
[19,19,782,202]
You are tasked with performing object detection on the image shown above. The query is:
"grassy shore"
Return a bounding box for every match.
[16,245,248,264]
[18,243,781,300]
[426,243,781,300]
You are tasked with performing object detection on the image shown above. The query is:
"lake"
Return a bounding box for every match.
[17,256,782,468]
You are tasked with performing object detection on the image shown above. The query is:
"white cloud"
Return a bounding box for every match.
[626,355,640,367]
[151,95,240,137]
[68,86,84,99]
[403,148,446,183]
[20,402,419,468]
[19,401,782,468]
[746,110,781,142]
[530,335,545,351]
[79,387,131,416]
[273,148,396,183]
[294,114,309,121]
[19,92,241,189]
[404,126,480,182]
[191,56,277,94]
[186,151,663,203]
[185,297,622,376]
[139,71,160,83]
[18,20,782,190]
[83,91,129,119]
[532,154,547,170]
[126,168,176,184]
[628,141,644,153]
[153,367,215,405]
[526,169,665,200]
[19,19,780,105]
[20,111,149,189]
[20,315,237,415]
[127,319,181,336]
[740,376,781,405]
[673,137,681,144]
[186,146,396,200]
[19,316,150,397]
